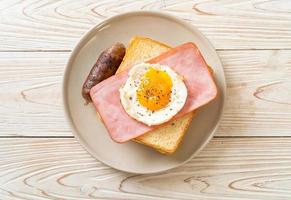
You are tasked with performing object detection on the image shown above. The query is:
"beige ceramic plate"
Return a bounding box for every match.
[63,11,226,174]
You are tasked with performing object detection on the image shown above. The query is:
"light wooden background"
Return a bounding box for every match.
[1,0,291,199]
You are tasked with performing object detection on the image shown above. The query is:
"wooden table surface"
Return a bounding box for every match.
[1,0,291,199]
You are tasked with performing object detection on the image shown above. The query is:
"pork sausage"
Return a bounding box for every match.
[82,42,125,103]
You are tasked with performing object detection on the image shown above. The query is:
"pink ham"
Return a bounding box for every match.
[90,43,217,143]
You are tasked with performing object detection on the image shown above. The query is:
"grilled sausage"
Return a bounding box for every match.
[82,43,125,103]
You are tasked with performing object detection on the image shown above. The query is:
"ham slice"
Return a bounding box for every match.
[90,43,217,143]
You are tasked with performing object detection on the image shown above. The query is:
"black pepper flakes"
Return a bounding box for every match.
[137,112,144,116]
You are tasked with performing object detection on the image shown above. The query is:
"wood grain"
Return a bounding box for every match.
[0,138,291,200]
[0,52,71,136]
[217,49,291,136]
[0,0,291,51]
[1,50,290,136]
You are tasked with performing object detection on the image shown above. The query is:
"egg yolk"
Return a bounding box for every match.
[137,67,173,111]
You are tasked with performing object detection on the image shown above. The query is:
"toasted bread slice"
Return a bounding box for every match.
[117,36,195,154]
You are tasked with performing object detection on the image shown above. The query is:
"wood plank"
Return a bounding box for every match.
[1,50,291,136]
[0,52,71,136]
[217,49,291,136]
[0,138,291,200]
[0,0,291,51]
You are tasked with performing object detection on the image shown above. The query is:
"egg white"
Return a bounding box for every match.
[119,63,187,126]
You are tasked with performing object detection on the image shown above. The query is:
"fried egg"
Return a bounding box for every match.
[119,63,187,126]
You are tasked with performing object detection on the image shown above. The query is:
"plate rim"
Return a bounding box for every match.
[62,10,226,174]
